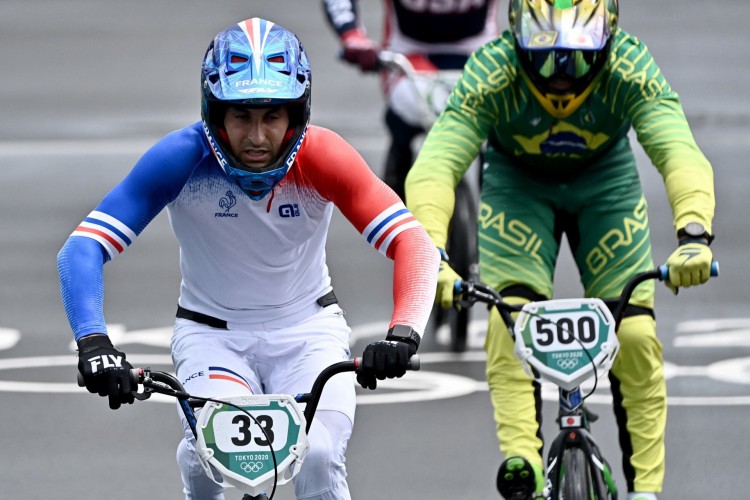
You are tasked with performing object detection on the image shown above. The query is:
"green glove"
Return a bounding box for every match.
[664,242,713,293]
[437,250,463,309]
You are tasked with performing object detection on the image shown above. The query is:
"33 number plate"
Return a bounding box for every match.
[195,394,309,493]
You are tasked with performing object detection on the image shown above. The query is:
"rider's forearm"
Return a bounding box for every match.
[661,161,715,234]
[656,120,716,233]
[634,100,715,233]
[388,229,439,336]
[405,171,455,250]
[405,111,481,248]
[57,236,109,341]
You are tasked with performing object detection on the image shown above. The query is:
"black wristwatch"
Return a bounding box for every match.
[386,324,421,349]
[677,222,714,246]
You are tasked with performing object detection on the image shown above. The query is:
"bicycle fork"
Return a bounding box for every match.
[545,388,618,499]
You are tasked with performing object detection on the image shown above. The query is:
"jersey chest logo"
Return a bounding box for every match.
[278,204,300,218]
[215,190,238,218]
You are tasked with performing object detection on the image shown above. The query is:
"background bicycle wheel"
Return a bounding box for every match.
[0,1,748,498]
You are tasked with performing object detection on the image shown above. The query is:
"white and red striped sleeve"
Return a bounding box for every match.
[297,126,439,334]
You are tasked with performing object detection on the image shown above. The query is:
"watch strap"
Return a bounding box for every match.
[676,228,714,246]
[386,324,421,349]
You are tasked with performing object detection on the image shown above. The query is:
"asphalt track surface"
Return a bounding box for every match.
[1,1,749,499]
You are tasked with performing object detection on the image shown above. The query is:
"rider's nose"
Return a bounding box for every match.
[246,124,264,145]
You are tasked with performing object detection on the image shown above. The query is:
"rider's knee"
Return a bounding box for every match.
[176,436,195,472]
[294,410,351,499]
[486,285,544,376]
[616,311,659,353]
[177,437,225,500]
[487,285,546,338]
[612,312,665,386]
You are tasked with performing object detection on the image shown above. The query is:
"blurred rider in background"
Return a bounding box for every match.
[322,0,501,200]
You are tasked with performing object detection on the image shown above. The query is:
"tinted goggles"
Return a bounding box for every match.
[524,49,601,80]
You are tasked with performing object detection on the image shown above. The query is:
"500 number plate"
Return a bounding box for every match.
[514,298,619,390]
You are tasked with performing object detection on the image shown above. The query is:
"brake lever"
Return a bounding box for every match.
[133,390,152,401]
[452,279,474,310]
[131,367,152,401]
[454,294,478,310]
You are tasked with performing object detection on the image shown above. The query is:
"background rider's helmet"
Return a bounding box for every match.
[509,0,618,119]
[201,18,311,200]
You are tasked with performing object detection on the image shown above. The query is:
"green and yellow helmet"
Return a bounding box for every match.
[509,0,618,118]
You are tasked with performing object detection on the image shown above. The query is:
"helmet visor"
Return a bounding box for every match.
[525,48,600,81]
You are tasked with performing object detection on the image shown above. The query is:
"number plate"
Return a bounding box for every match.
[195,394,309,494]
[513,298,619,390]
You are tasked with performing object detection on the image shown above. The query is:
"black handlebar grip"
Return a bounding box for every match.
[352,354,421,372]
[408,354,421,371]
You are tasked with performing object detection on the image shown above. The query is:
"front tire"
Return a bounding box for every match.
[559,447,594,500]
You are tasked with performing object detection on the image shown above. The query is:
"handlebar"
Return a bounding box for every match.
[76,367,190,400]
[336,47,414,75]
[77,354,418,499]
[456,263,719,333]
[295,355,419,431]
[77,355,420,433]
[374,50,463,129]
[376,50,416,76]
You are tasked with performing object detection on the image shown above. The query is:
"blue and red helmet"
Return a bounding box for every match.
[201,18,311,200]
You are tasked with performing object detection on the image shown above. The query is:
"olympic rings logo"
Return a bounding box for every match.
[557,358,579,370]
[241,461,264,474]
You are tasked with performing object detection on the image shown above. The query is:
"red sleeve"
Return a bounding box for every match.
[296,126,439,335]
[296,126,400,233]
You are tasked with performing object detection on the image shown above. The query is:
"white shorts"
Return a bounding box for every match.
[171,303,356,423]
[172,304,356,499]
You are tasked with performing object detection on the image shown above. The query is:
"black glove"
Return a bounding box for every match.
[357,325,419,390]
[77,335,134,410]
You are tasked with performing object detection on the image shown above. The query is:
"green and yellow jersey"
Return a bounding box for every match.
[406,28,715,252]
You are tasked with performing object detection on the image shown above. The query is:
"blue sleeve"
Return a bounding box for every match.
[58,124,207,341]
[58,237,109,341]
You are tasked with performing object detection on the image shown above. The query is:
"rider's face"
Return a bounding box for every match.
[223,106,290,169]
[547,75,574,94]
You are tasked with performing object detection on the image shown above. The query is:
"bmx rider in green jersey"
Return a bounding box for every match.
[405,1,716,499]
